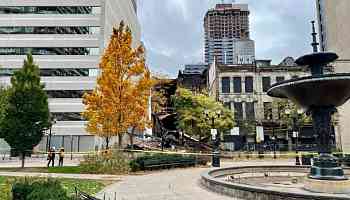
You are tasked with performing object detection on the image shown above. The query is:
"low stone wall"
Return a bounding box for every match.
[201,165,350,200]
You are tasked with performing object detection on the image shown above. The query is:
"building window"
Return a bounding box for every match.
[46,90,92,98]
[224,102,231,110]
[233,77,242,93]
[0,6,96,14]
[221,77,230,93]
[0,47,99,55]
[0,68,97,77]
[0,26,100,34]
[234,102,243,120]
[51,113,84,121]
[245,76,253,93]
[262,77,271,92]
[276,76,285,83]
[245,102,255,120]
[263,102,273,120]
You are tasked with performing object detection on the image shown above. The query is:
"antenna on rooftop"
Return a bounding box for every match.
[221,0,236,4]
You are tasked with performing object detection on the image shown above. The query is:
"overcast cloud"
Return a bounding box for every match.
[137,0,316,77]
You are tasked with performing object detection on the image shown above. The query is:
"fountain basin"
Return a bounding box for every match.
[201,166,350,200]
[295,52,338,66]
[267,74,350,110]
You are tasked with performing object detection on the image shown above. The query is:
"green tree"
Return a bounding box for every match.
[0,87,9,128]
[274,99,311,130]
[0,54,50,168]
[172,88,234,141]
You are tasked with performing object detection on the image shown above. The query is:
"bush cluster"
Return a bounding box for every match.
[12,178,71,200]
[129,153,208,172]
[80,150,130,174]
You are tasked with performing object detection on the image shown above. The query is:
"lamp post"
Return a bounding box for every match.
[271,134,277,159]
[47,117,57,151]
[204,109,222,167]
[285,108,302,165]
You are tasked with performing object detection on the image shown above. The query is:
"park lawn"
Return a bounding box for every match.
[48,166,82,174]
[0,166,82,174]
[0,176,109,199]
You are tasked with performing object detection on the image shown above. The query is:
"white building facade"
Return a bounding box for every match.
[0,0,141,152]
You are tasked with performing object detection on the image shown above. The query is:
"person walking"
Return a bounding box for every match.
[47,147,56,167]
[59,147,65,167]
[47,148,52,167]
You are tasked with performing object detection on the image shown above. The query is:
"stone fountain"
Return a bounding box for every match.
[267,21,350,194]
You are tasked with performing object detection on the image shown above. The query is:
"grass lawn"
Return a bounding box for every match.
[0,166,82,174]
[0,176,109,199]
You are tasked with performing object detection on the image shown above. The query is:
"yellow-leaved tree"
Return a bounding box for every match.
[127,70,153,147]
[83,21,152,148]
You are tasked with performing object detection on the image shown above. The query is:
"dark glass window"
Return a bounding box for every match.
[0,68,95,77]
[233,77,242,93]
[245,76,253,93]
[276,76,285,83]
[263,102,273,120]
[221,77,230,93]
[0,68,16,76]
[234,102,243,120]
[292,75,299,79]
[0,48,99,55]
[0,7,95,14]
[47,90,92,98]
[245,102,255,120]
[40,69,91,76]
[0,27,99,34]
[262,77,271,92]
[52,113,84,121]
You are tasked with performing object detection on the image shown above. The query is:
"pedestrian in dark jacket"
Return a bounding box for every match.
[47,147,56,167]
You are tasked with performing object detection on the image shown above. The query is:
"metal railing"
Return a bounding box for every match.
[75,187,101,200]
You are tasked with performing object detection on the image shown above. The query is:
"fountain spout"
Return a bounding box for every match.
[311,20,319,53]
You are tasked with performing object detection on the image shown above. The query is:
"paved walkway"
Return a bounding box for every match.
[0,158,295,199]
[96,159,295,200]
[0,157,80,168]
[0,171,120,181]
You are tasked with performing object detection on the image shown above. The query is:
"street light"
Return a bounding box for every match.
[204,109,222,167]
[271,135,277,159]
[47,117,57,151]
[285,108,303,165]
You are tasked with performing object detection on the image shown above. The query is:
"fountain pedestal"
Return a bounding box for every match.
[267,51,350,194]
[310,154,347,180]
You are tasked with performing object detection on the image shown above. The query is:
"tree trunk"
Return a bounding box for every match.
[21,152,25,168]
[105,137,110,149]
[129,127,135,149]
[198,135,202,152]
[118,134,123,149]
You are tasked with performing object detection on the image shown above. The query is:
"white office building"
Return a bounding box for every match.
[0,0,141,152]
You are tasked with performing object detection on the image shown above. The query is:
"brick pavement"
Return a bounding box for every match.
[96,159,295,200]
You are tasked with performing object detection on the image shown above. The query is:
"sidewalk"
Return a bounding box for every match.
[0,157,80,168]
[96,159,295,200]
[0,171,121,181]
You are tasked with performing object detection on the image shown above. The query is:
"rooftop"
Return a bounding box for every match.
[211,3,249,11]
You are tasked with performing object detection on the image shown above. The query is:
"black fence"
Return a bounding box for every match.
[75,187,101,200]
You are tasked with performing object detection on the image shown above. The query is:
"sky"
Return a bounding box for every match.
[137,0,316,77]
